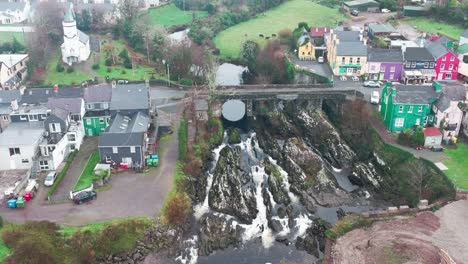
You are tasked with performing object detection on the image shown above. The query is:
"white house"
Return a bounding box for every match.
[60,4,90,65]
[457,30,468,80]
[0,2,30,24]
[0,54,28,90]
[0,122,44,170]
[460,29,468,47]
[433,85,468,139]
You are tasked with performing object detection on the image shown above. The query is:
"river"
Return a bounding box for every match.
[215,63,247,86]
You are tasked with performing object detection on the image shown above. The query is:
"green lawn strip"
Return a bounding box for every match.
[214,0,345,59]
[159,161,185,216]
[73,152,100,192]
[0,32,24,44]
[401,18,464,40]
[47,151,78,198]
[141,4,208,27]
[42,52,91,86]
[0,237,9,263]
[59,217,151,237]
[443,143,468,190]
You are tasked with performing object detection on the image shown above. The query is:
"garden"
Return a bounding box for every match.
[443,143,468,190]
[213,0,345,59]
[0,32,24,44]
[401,17,465,40]
[41,52,91,86]
[141,3,208,27]
[73,152,101,192]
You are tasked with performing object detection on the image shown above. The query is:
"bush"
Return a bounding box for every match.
[91,64,100,70]
[0,215,3,229]
[124,59,132,69]
[178,119,188,160]
[227,128,241,144]
[107,67,112,73]
[66,67,74,73]
[121,69,127,74]
[119,49,129,60]
[162,192,191,227]
[179,79,193,86]
[56,63,64,72]
[325,215,373,240]
[105,58,113,66]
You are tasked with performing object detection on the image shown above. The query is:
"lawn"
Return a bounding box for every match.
[401,17,464,40]
[141,4,208,27]
[443,143,468,190]
[0,32,24,44]
[42,52,91,86]
[214,0,345,59]
[73,151,100,192]
[59,217,151,236]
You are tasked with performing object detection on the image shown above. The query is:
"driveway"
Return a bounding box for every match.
[290,56,333,79]
[344,12,395,30]
[0,106,181,226]
[49,137,99,202]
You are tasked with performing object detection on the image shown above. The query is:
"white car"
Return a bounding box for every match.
[44,171,57,187]
[381,8,391,13]
[371,91,380,104]
[363,81,381,88]
[318,56,324,63]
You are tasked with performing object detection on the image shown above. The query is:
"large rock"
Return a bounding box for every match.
[198,215,243,256]
[208,147,257,224]
[268,219,283,233]
[352,162,383,188]
[265,161,290,206]
[295,220,329,258]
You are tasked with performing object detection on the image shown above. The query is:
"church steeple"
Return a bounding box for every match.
[62,3,77,39]
[63,4,75,22]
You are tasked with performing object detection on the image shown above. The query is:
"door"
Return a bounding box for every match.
[10,160,16,170]
[122,157,133,167]
[346,68,353,76]
[87,128,93,136]
[415,118,420,126]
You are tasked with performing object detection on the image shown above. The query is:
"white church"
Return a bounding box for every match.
[60,5,90,65]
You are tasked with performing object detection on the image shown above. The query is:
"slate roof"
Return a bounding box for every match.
[84,85,112,103]
[0,122,44,147]
[368,48,403,63]
[99,112,149,147]
[391,84,439,104]
[310,27,331,37]
[336,31,361,42]
[0,54,28,68]
[50,107,70,121]
[297,35,310,46]
[0,90,21,104]
[368,23,397,34]
[435,85,468,111]
[336,42,367,56]
[110,84,148,111]
[462,29,468,39]
[403,47,434,61]
[47,97,82,114]
[84,109,110,118]
[343,0,378,7]
[0,2,25,11]
[20,87,84,105]
[424,36,453,59]
[78,30,89,44]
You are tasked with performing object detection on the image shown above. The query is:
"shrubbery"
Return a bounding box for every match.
[178,118,188,160]
[162,193,192,227]
[56,63,64,72]
[66,67,74,73]
[92,63,100,70]
[397,128,425,147]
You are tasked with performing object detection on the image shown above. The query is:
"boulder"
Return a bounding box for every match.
[268,219,283,233]
[277,205,287,219]
[198,215,242,256]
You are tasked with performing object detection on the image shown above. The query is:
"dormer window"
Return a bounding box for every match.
[50,123,61,133]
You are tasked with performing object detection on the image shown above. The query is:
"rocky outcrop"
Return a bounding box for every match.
[265,161,290,206]
[198,215,243,256]
[295,221,329,258]
[208,147,257,224]
[352,162,383,189]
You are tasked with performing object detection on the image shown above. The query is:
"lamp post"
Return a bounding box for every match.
[162,59,170,87]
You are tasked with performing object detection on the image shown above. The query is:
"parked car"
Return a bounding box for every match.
[44,171,57,187]
[351,9,359,16]
[352,76,360,81]
[381,8,391,13]
[363,81,381,88]
[73,191,97,204]
[318,56,324,63]
[370,91,380,104]
[431,146,444,152]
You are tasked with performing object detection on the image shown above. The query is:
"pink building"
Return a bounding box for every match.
[424,36,459,81]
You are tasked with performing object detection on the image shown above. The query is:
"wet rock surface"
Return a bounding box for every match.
[198,215,243,256]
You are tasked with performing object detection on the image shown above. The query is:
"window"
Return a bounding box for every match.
[398,105,404,113]
[440,64,445,70]
[370,65,376,71]
[411,62,416,68]
[424,62,429,68]
[21,159,29,164]
[99,118,104,124]
[446,73,452,79]
[408,106,413,113]
[67,134,76,141]
[389,73,394,80]
[442,56,446,61]
[20,115,27,121]
[342,57,345,63]
[102,103,109,109]
[112,147,118,153]
[87,104,92,109]
[395,118,405,128]
[349,58,353,64]
[9,148,20,156]
[2,115,8,121]
[357,57,361,63]
[29,114,38,121]
[390,66,395,72]
[449,64,453,70]
[39,160,49,170]
[450,56,455,61]
[106,156,112,163]
[380,65,386,72]
[70,144,76,150]
[430,62,435,68]
[130,146,136,153]
[405,62,411,68]
[418,106,423,112]
[424,116,428,125]
[41,114,47,119]
[86,118,91,125]
[49,123,61,133]
[302,52,305,55]
[464,55,468,63]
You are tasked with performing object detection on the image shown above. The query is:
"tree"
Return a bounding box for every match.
[164,42,193,81]
[11,37,24,53]
[118,0,139,21]
[240,40,260,72]
[163,192,192,227]
[76,9,92,32]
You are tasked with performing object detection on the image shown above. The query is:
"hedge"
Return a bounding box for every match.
[178,118,188,160]
[47,150,78,198]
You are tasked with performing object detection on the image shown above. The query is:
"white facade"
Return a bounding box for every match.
[0,2,30,24]
[60,5,90,65]
[0,54,28,89]
[458,52,468,78]
[433,101,465,139]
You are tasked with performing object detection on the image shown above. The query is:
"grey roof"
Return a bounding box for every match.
[110,84,149,111]
[0,2,26,11]
[78,30,89,44]
[84,85,112,103]
[367,48,403,63]
[424,36,453,59]
[462,29,468,39]
[344,0,378,7]
[337,42,367,56]
[0,122,44,147]
[297,35,310,46]
[392,84,439,104]
[194,99,208,111]
[0,105,10,115]
[435,85,468,111]
[50,107,70,121]
[47,97,82,114]
[368,23,397,34]
[403,47,434,61]
[0,90,21,104]
[99,112,149,147]
[20,87,84,105]
[336,31,361,42]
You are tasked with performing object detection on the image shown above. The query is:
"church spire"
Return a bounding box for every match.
[63,4,75,22]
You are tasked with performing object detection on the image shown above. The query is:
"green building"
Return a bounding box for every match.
[380,82,441,132]
[83,111,111,136]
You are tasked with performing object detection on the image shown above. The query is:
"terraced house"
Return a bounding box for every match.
[423,36,459,81]
[380,82,441,132]
[326,30,367,76]
[83,85,112,136]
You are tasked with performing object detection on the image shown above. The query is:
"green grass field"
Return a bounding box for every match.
[141,4,208,27]
[43,52,91,86]
[402,18,464,40]
[214,0,345,59]
[73,152,100,192]
[443,143,468,190]
[0,32,24,44]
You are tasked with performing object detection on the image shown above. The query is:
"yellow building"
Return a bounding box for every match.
[297,36,315,61]
[326,30,368,76]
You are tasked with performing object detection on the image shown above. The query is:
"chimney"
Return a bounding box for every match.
[401,43,407,53]
[111,80,117,88]
[363,38,367,45]
[11,99,18,111]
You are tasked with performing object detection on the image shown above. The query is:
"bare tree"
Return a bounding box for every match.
[118,0,139,21]
[409,161,429,200]
[205,52,219,100]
